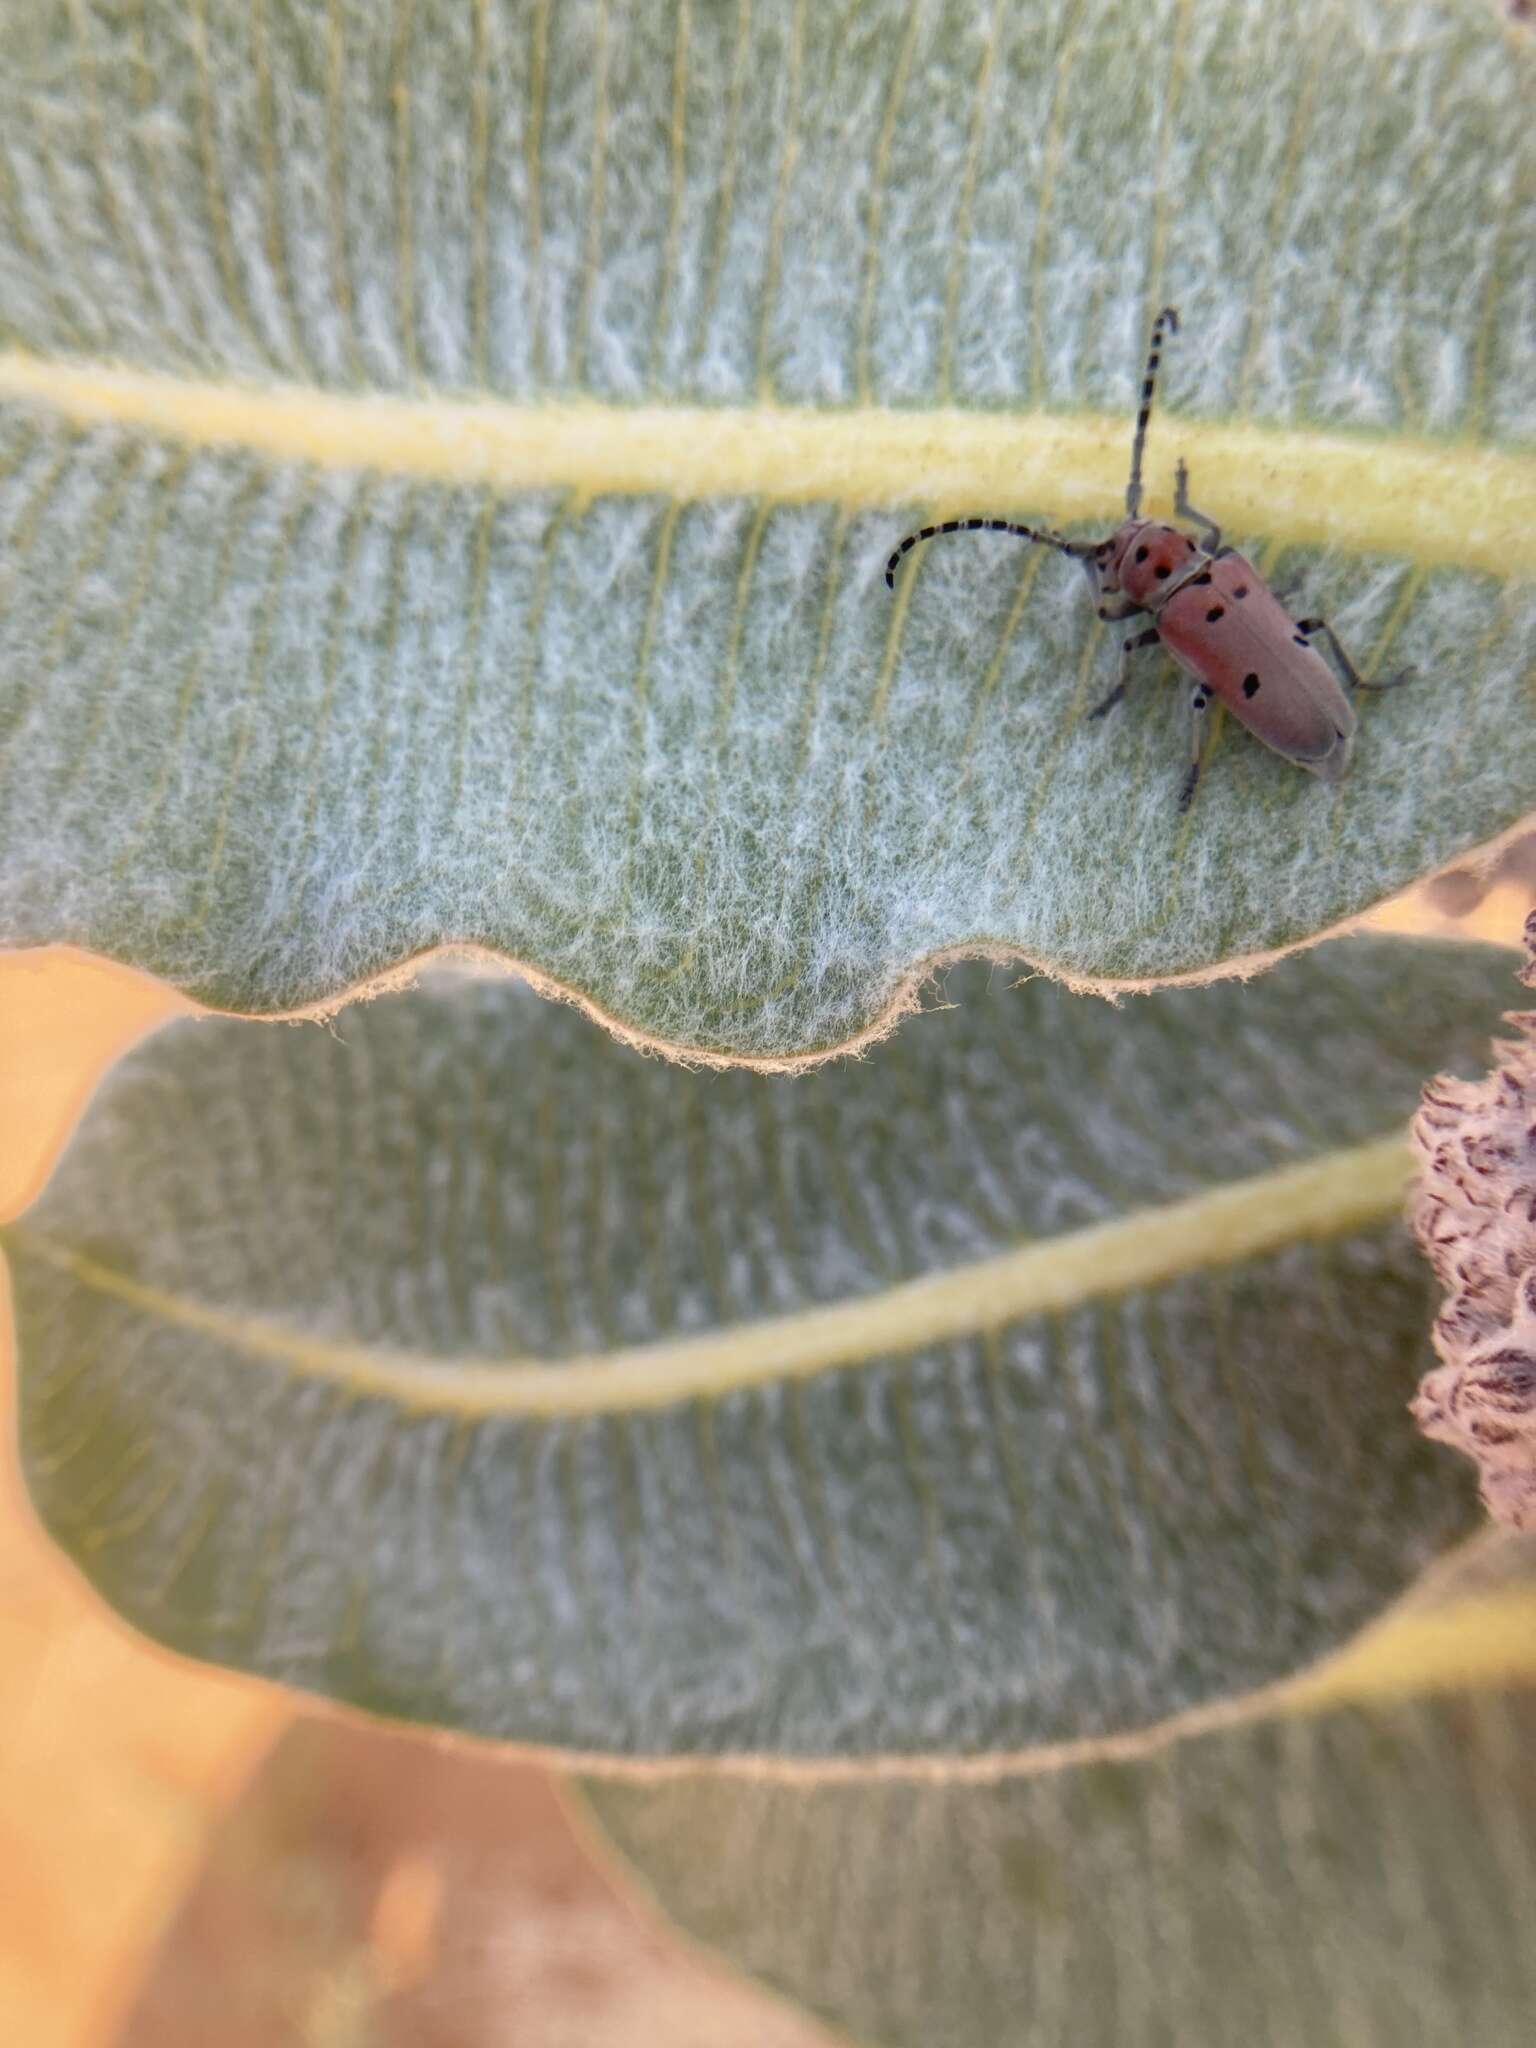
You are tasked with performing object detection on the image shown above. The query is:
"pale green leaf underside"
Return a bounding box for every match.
[1,938,1512,1758]
[0,0,1533,1055]
[584,1681,1536,2048]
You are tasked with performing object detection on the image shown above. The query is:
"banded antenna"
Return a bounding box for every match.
[883,516,1092,591]
[1125,304,1179,519]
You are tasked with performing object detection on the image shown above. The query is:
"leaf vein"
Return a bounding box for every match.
[5,1130,1416,1418]
[2,358,1530,574]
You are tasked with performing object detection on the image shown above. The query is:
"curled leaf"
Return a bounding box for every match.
[0,938,1511,1756]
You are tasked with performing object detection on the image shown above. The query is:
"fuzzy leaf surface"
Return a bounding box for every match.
[584,1682,1536,2046]
[0,0,1533,1054]
[0,939,1514,1756]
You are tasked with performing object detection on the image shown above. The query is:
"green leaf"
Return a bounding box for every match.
[0,0,1532,1058]
[0,936,1516,1756]
[581,1680,1536,2048]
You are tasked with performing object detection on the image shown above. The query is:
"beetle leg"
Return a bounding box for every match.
[1293,617,1409,692]
[1179,685,1213,811]
[1076,552,1106,608]
[1173,459,1223,552]
[1096,595,1143,622]
[1090,627,1161,720]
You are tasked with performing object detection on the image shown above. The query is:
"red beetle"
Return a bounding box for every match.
[886,307,1401,809]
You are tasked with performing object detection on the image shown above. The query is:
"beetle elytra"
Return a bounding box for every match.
[885,306,1403,809]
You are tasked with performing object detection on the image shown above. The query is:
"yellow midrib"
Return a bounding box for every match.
[6,1130,1413,1418]
[1,352,1532,575]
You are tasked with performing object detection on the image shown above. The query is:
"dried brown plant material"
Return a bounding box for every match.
[1410,912,1536,1528]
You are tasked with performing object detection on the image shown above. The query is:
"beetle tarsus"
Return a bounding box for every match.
[1173,458,1223,553]
[1293,615,1405,694]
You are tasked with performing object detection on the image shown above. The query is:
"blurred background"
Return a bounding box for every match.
[3,836,1533,2048]
[0,954,839,2048]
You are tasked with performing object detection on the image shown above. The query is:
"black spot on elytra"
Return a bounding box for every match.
[1205,605,1225,623]
[1154,563,1171,579]
[1135,545,1149,563]
[1233,584,1249,599]
[1242,673,1260,697]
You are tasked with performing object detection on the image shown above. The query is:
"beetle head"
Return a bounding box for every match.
[1107,519,1200,607]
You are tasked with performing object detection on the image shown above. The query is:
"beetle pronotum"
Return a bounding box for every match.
[885,307,1402,809]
